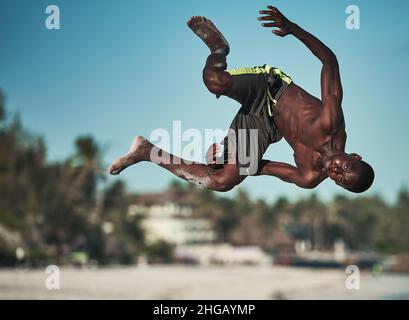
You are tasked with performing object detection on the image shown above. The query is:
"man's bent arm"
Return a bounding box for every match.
[290,24,343,133]
[290,24,336,65]
[256,160,318,189]
[258,6,343,133]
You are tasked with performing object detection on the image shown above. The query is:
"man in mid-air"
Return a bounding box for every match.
[108,6,374,193]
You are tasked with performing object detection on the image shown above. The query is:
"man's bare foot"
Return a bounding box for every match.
[108,136,150,176]
[187,16,230,54]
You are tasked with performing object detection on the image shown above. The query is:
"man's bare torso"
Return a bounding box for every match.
[275,83,346,184]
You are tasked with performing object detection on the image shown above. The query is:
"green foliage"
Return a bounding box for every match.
[0,89,144,266]
[0,239,15,266]
[0,211,20,230]
[145,240,175,264]
[0,89,5,122]
[169,182,409,254]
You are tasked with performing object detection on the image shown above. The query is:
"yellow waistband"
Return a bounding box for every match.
[227,64,293,85]
[227,65,293,118]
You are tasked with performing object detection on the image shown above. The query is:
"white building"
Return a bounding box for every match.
[176,244,272,266]
[128,190,271,266]
[128,193,216,245]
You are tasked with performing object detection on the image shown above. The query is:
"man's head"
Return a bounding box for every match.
[324,153,374,193]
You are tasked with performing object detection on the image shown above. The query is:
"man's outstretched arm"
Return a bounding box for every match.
[258,5,343,133]
[256,160,320,189]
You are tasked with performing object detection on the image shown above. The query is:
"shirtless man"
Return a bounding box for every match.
[108,6,374,193]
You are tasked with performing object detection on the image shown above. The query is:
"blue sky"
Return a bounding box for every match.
[0,0,408,203]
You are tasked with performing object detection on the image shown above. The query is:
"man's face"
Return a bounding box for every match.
[325,153,362,189]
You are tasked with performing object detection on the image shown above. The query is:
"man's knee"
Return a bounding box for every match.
[203,69,232,96]
[211,170,238,192]
[205,53,227,71]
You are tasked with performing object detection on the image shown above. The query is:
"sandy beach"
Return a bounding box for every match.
[0,265,408,300]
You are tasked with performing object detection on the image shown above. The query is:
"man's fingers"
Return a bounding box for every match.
[262,22,280,27]
[267,5,279,13]
[272,29,284,37]
[257,15,276,21]
[259,10,277,15]
[258,11,279,18]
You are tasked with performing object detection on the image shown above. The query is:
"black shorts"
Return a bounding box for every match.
[222,65,292,176]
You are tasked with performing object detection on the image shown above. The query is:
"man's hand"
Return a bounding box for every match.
[258,5,294,37]
[205,143,222,166]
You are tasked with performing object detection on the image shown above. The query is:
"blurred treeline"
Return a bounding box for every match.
[173,182,409,254]
[0,89,408,267]
[0,90,144,266]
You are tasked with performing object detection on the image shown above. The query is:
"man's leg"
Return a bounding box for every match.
[107,18,249,190]
[108,136,244,192]
[187,16,234,97]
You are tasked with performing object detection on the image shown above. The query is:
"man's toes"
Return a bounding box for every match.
[108,160,123,175]
[188,16,199,23]
[108,167,117,175]
[187,17,195,26]
[108,165,118,175]
[110,167,123,176]
[187,16,199,28]
[109,169,119,176]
